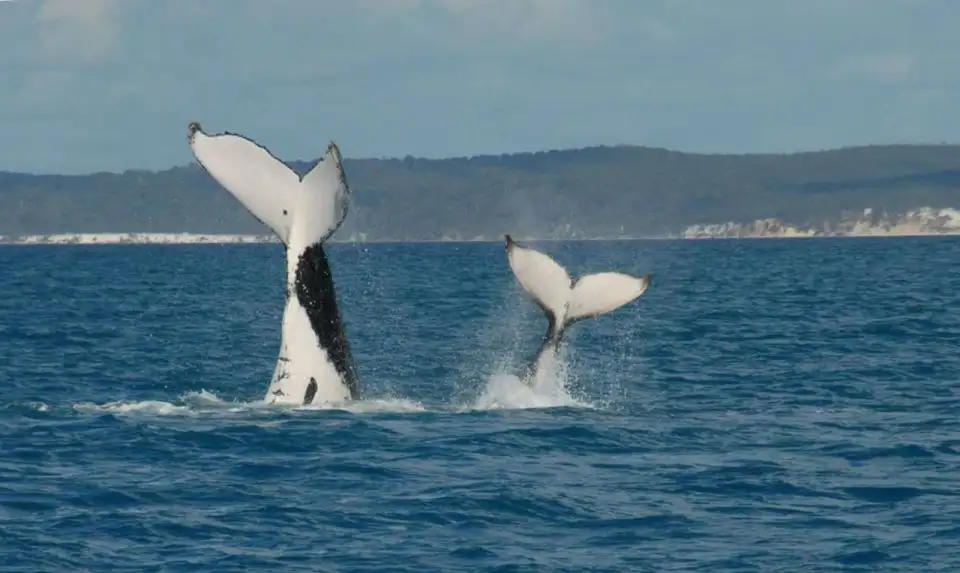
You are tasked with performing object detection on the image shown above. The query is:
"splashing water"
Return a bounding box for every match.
[73,390,428,418]
[469,372,589,410]
[469,345,594,410]
[70,347,595,420]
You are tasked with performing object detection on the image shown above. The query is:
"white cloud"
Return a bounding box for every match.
[14,69,71,106]
[831,53,915,83]
[0,0,958,173]
[352,0,617,52]
[36,0,122,63]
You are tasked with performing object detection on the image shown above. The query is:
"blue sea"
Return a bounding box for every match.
[1,237,959,572]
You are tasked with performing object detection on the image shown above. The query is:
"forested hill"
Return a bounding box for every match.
[2,143,960,240]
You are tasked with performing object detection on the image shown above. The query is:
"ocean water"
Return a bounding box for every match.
[1,237,959,572]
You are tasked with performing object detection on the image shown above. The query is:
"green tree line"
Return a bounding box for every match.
[2,143,959,240]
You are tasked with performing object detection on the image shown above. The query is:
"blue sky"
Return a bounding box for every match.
[1,0,958,174]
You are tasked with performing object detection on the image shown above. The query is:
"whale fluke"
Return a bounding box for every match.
[187,123,358,405]
[504,234,651,382]
[187,123,349,248]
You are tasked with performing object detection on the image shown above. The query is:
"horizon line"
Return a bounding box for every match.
[4,231,960,246]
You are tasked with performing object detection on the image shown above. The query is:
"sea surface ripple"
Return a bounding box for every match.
[1,238,959,572]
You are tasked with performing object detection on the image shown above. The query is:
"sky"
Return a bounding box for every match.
[1,0,958,174]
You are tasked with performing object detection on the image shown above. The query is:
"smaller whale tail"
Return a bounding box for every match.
[504,234,652,344]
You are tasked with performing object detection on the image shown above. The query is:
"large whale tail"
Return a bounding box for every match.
[504,235,651,382]
[186,122,358,405]
[186,121,349,249]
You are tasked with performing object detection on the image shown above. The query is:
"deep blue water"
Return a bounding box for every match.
[1,238,959,572]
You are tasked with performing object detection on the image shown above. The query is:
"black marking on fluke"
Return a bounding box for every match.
[304,378,318,404]
[294,243,359,399]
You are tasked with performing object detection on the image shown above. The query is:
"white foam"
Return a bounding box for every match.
[466,350,596,411]
[73,390,230,417]
[74,399,194,417]
[468,373,591,410]
[71,372,596,420]
[294,397,428,414]
[70,347,604,420]
[72,390,429,419]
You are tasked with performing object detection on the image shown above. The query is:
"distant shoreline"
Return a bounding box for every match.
[2,231,960,246]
